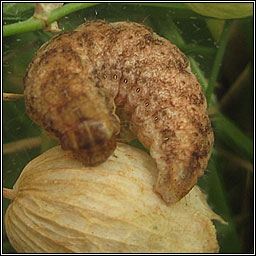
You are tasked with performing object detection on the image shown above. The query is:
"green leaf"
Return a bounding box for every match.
[3,3,34,16]
[126,3,187,9]
[205,20,233,106]
[212,112,253,163]
[186,3,253,19]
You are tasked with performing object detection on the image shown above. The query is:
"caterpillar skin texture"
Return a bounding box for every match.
[24,20,214,204]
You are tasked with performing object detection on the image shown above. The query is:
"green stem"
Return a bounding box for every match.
[181,44,216,56]
[188,57,208,91]
[3,3,100,37]
[205,20,233,107]
[47,3,100,24]
[3,16,44,37]
[212,111,253,163]
[220,63,252,109]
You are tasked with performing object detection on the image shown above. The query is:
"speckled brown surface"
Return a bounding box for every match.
[24,20,214,204]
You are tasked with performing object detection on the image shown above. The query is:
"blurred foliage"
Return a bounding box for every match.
[3,3,35,20]
[2,3,254,254]
[185,3,253,19]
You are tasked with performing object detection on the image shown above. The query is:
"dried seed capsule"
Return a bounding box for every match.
[24,20,214,204]
[4,144,223,253]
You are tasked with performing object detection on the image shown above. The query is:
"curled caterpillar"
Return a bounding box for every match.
[24,20,214,204]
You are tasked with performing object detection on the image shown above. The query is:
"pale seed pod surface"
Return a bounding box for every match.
[4,143,224,253]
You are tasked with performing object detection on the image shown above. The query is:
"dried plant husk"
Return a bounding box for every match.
[4,143,224,253]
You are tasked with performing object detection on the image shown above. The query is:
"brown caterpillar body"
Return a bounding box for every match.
[24,20,214,204]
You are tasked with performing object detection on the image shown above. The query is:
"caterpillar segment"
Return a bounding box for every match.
[24,20,214,204]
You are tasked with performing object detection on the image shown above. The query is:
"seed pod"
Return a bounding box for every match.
[4,143,224,253]
[24,20,214,204]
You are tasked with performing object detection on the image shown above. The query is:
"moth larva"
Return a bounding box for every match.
[24,20,214,204]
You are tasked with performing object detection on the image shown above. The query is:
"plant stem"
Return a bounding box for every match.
[205,20,233,107]
[3,16,44,37]
[3,137,42,155]
[3,93,24,101]
[181,44,216,56]
[216,147,253,173]
[3,188,16,200]
[188,56,208,91]
[3,3,100,37]
[212,111,253,162]
[47,3,100,24]
[219,63,252,109]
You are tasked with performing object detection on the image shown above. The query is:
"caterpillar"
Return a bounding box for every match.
[24,20,214,204]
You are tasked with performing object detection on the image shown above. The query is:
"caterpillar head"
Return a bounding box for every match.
[60,116,119,166]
